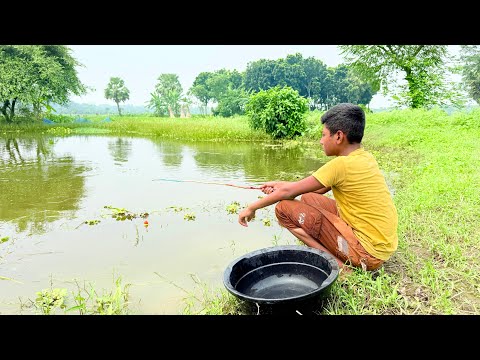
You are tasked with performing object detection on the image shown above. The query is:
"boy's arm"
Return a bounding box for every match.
[238,176,325,227]
[313,186,331,194]
[261,182,330,195]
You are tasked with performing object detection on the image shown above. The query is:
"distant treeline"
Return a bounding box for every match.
[52,102,210,115]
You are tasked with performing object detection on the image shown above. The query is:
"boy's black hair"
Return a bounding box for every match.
[320,103,365,144]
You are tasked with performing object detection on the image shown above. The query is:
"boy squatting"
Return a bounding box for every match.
[238,103,398,272]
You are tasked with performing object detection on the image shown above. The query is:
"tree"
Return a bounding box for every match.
[207,69,244,103]
[212,88,251,117]
[244,59,278,92]
[459,45,480,105]
[190,69,246,117]
[325,65,375,108]
[146,92,168,116]
[311,67,334,110]
[189,72,214,115]
[0,45,86,123]
[242,54,373,111]
[273,53,305,94]
[301,56,328,108]
[338,45,462,109]
[104,77,130,116]
[148,74,183,118]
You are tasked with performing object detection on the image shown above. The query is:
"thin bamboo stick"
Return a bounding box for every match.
[152,178,262,190]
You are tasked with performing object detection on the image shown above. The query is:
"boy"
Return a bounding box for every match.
[238,103,398,271]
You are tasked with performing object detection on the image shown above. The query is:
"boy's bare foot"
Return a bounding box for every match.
[338,265,353,279]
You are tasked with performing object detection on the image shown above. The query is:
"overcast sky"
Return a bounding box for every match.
[67,45,461,109]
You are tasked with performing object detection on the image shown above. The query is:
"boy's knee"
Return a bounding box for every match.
[275,200,289,217]
[275,200,293,226]
[300,192,316,203]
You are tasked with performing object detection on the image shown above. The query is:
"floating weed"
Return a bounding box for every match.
[104,205,149,221]
[75,218,101,229]
[75,206,155,230]
[164,205,195,220]
[1,236,9,243]
[104,206,135,221]
[166,206,186,213]
[262,218,272,227]
[84,219,101,226]
[226,201,241,214]
[184,213,196,221]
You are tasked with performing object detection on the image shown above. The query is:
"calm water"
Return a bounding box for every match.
[0,134,325,314]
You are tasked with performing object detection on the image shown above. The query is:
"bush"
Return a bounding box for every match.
[48,114,76,123]
[245,86,308,139]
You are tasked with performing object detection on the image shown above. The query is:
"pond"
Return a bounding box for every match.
[0,134,326,314]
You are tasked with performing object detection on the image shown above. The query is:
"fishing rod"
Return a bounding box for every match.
[152,178,263,190]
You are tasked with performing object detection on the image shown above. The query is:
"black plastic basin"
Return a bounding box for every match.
[223,245,339,315]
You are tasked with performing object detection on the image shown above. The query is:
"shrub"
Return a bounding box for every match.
[245,86,308,139]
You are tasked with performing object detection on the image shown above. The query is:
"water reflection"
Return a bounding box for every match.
[153,141,185,168]
[0,134,87,235]
[0,134,52,165]
[153,140,324,184]
[108,138,132,164]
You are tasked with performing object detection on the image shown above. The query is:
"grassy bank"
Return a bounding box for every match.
[0,114,272,142]
[2,108,479,315]
[172,108,480,315]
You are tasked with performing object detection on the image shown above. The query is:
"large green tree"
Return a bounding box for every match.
[104,77,130,116]
[207,69,244,103]
[190,69,246,117]
[459,45,480,105]
[212,88,251,117]
[244,59,278,92]
[0,45,86,123]
[338,45,462,109]
[244,53,373,111]
[189,72,214,115]
[301,56,328,106]
[322,65,375,108]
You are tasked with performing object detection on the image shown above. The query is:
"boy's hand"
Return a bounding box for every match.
[238,207,256,227]
[261,181,284,194]
[261,185,275,194]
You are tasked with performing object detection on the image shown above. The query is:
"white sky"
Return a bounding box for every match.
[67,45,462,109]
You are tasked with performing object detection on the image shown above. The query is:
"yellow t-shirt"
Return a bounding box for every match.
[312,147,398,261]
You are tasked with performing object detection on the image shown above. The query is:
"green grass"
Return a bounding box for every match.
[176,108,480,315]
[1,114,271,142]
[2,107,480,315]
[23,273,132,315]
